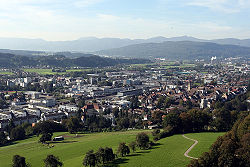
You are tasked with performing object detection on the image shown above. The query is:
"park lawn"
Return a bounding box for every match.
[0,131,223,167]
[0,71,14,75]
[185,132,225,158]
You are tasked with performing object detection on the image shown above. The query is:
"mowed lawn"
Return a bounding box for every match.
[184,132,225,158]
[0,131,223,167]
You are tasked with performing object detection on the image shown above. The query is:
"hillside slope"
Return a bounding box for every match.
[97,41,250,60]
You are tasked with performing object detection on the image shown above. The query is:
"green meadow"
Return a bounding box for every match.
[22,68,91,75]
[185,132,225,158]
[0,131,224,167]
[0,71,14,75]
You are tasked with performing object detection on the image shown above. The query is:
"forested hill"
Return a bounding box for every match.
[0,53,151,68]
[96,41,250,60]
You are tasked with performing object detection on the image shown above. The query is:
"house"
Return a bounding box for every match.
[200,99,208,109]
[82,103,100,116]
[59,104,78,112]
[0,120,9,129]
[40,112,66,121]
[117,89,143,96]
[53,136,64,141]
[148,124,159,129]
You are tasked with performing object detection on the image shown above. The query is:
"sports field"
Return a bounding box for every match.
[0,131,224,167]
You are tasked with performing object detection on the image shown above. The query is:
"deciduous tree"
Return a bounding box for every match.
[136,132,149,149]
[44,155,63,167]
[117,142,130,157]
[129,141,137,152]
[83,150,97,167]
[12,155,29,167]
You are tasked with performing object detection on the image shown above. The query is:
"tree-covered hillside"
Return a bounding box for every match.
[0,53,151,68]
[97,41,250,60]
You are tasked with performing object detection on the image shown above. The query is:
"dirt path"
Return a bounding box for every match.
[182,134,199,160]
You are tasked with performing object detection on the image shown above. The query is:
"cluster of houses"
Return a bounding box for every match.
[0,91,78,129]
[0,60,249,130]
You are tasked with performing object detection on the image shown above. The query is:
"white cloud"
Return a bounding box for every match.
[0,0,249,40]
[194,22,232,32]
[238,0,250,7]
[187,0,249,13]
[97,14,120,21]
[74,0,104,7]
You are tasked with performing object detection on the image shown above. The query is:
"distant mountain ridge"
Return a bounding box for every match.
[96,41,250,60]
[0,36,250,52]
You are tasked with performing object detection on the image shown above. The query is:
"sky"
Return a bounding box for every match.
[0,0,250,41]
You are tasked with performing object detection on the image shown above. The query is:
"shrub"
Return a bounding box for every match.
[136,132,149,149]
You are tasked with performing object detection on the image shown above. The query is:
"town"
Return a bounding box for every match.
[1,0,250,166]
[0,57,249,132]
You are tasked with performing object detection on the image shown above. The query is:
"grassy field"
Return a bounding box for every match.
[22,68,92,75]
[185,132,225,158]
[160,64,196,69]
[121,134,193,167]
[0,71,14,75]
[23,69,61,75]
[0,131,223,167]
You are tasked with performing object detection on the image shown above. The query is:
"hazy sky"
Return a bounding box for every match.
[0,0,249,41]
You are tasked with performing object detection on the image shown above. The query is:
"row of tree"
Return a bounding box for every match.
[12,154,63,167]
[83,132,150,167]
[83,147,115,167]
[161,92,249,135]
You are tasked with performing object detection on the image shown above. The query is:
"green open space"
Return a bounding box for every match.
[22,68,91,75]
[184,132,225,158]
[129,63,154,67]
[0,71,14,75]
[0,131,223,167]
